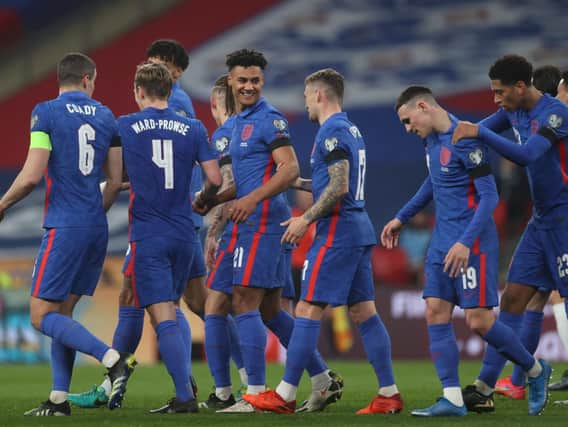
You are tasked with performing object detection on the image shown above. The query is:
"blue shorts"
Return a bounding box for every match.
[123,233,205,280]
[301,243,374,307]
[130,237,194,308]
[507,220,568,298]
[207,227,238,295]
[233,232,287,289]
[31,227,107,301]
[188,237,206,280]
[424,246,499,308]
[281,247,295,299]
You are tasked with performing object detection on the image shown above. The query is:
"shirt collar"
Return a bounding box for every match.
[239,97,267,118]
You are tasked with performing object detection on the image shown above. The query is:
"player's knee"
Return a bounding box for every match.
[30,311,45,331]
[205,292,230,315]
[348,302,377,325]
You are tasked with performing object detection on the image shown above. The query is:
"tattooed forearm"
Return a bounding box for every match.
[303,160,349,223]
[292,177,312,193]
[206,164,235,239]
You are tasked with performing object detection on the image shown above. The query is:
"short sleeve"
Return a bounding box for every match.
[320,126,351,165]
[29,103,52,150]
[195,121,217,163]
[453,139,492,177]
[261,112,291,150]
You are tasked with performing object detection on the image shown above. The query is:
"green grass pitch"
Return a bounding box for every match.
[2,360,568,426]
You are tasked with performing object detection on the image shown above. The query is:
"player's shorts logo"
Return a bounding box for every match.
[324,137,338,152]
[241,124,254,141]
[440,146,452,166]
[548,114,563,129]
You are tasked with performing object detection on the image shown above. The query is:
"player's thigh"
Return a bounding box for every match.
[131,238,183,308]
[456,247,499,309]
[300,242,361,306]
[31,227,103,301]
[206,248,234,295]
[423,250,458,306]
[542,226,568,298]
[232,232,285,288]
[345,246,376,307]
[507,222,554,291]
[70,227,108,297]
[171,239,195,302]
[281,247,296,300]
[188,238,207,280]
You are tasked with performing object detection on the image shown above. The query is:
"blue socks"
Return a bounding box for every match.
[40,312,109,362]
[112,306,144,354]
[359,314,395,387]
[176,308,192,377]
[282,317,320,387]
[155,320,192,401]
[235,310,266,387]
[51,340,76,392]
[227,314,244,370]
[205,314,231,387]
[511,310,543,386]
[428,323,460,388]
[479,312,535,388]
[265,309,328,377]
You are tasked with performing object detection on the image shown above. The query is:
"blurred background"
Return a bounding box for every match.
[0,0,567,365]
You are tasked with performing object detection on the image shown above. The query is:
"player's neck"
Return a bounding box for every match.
[521,87,542,111]
[432,109,452,134]
[142,99,169,110]
[318,105,342,126]
[59,86,88,96]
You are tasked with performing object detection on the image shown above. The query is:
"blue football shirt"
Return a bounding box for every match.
[30,90,119,228]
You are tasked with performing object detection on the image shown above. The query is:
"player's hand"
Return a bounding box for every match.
[280,216,309,244]
[119,182,130,192]
[380,218,403,249]
[451,121,479,145]
[229,195,257,223]
[193,191,213,216]
[444,242,470,278]
[204,236,219,271]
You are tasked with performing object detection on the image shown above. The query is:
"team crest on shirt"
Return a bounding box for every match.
[548,114,563,129]
[324,137,338,152]
[349,126,362,138]
[215,136,229,153]
[241,124,254,141]
[440,146,452,166]
[273,119,287,131]
[468,148,483,165]
[30,115,38,130]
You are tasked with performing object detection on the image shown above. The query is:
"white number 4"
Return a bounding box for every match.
[152,139,174,189]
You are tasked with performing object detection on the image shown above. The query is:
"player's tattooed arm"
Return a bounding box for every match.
[206,164,234,239]
[291,177,312,193]
[303,159,349,223]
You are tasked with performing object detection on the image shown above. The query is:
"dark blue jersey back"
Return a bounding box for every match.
[30,91,118,228]
[425,118,497,253]
[230,98,291,234]
[118,107,216,242]
[504,94,568,224]
[310,112,375,247]
[168,81,203,228]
